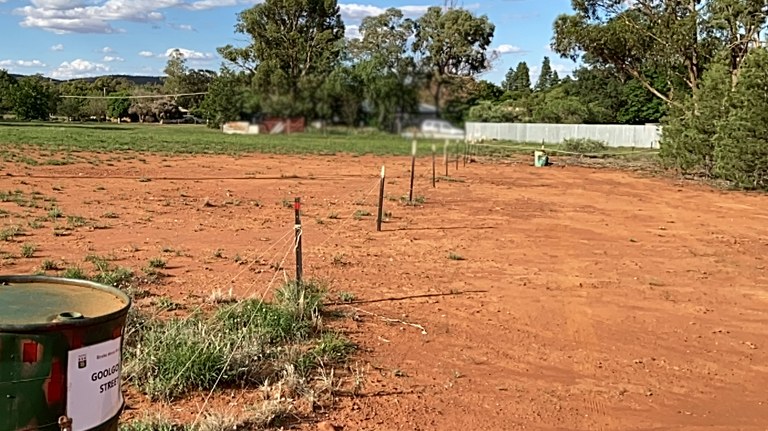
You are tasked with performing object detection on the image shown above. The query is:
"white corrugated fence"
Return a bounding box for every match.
[464,122,662,149]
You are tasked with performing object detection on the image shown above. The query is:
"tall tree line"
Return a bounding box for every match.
[552,0,768,189]
[206,0,495,131]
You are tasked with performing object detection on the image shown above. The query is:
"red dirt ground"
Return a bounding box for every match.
[2,153,768,430]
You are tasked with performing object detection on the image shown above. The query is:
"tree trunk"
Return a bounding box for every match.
[433,80,442,119]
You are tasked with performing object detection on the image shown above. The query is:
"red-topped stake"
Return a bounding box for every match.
[294,197,303,284]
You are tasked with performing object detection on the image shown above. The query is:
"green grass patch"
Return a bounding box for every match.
[20,243,36,258]
[118,415,189,431]
[40,259,58,271]
[28,218,44,229]
[0,122,450,157]
[353,210,371,220]
[338,291,356,303]
[401,195,426,206]
[61,266,89,280]
[148,257,167,269]
[0,225,21,241]
[48,206,63,219]
[67,215,88,227]
[123,279,348,403]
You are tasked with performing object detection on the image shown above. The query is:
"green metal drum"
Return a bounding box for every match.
[0,275,131,431]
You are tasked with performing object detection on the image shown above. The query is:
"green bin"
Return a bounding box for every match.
[0,275,131,431]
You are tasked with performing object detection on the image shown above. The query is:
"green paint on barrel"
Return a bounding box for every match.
[0,275,131,431]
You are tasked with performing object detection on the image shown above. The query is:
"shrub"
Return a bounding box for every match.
[561,138,607,153]
[714,48,768,189]
[123,279,343,402]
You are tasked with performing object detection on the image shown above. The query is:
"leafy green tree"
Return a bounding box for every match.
[106,92,131,121]
[9,75,58,120]
[560,65,621,123]
[531,87,589,123]
[315,64,364,127]
[91,76,132,96]
[535,56,559,92]
[0,69,17,114]
[553,0,767,105]
[660,56,732,175]
[443,78,502,125]
[413,6,495,117]
[56,79,93,121]
[714,48,768,189]
[617,76,667,124]
[162,49,215,111]
[163,49,187,94]
[199,68,259,128]
[349,8,420,131]
[467,100,522,123]
[58,98,85,121]
[501,62,531,97]
[220,0,345,117]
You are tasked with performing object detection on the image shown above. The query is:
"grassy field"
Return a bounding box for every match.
[0,122,659,163]
[0,122,440,157]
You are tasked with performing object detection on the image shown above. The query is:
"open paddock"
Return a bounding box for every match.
[1,148,767,430]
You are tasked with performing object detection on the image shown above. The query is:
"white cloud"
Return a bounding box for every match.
[339,3,430,22]
[14,0,183,34]
[103,55,124,62]
[344,24,360,40]
[138,50,155,57]
[101,46,114,53]
[18,60,47,67]
[186,0,237,10]
[177,24,194,31]
[51,43,64,51]
[51,59,109,79]
[12,0,343,34]
[163,47,213,61]
[31,0,88,8]
[496,44,525,55]
[0,59,47,67]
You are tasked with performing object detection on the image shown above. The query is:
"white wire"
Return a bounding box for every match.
[164,237,296,405]
[134,229,295,361]
[190,235,297,427]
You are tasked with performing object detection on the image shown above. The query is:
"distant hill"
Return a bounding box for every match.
[8,73,163,86]
[72,75,164,86]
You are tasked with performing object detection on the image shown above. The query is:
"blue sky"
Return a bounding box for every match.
[0,0,576,84]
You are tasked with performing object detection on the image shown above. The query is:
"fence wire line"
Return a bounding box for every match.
[192,176,383,423]
[313,177,381,255]
[469,141,660,157]
[191,233,298,427]
[133,175,381,421]
[134,175,376,363]
[166,237,296,406]
[135,228,295,360]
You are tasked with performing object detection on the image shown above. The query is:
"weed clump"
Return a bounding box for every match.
[123,279,353,402]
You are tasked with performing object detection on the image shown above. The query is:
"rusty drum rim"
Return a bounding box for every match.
[0,275,132,333]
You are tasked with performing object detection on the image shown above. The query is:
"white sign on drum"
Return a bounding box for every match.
[66,337,123,431]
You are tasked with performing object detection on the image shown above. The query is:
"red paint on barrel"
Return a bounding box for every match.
[22,342,38,363]
[45,358,64,405]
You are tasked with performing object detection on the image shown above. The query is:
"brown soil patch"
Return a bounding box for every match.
[2,153,768,430]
